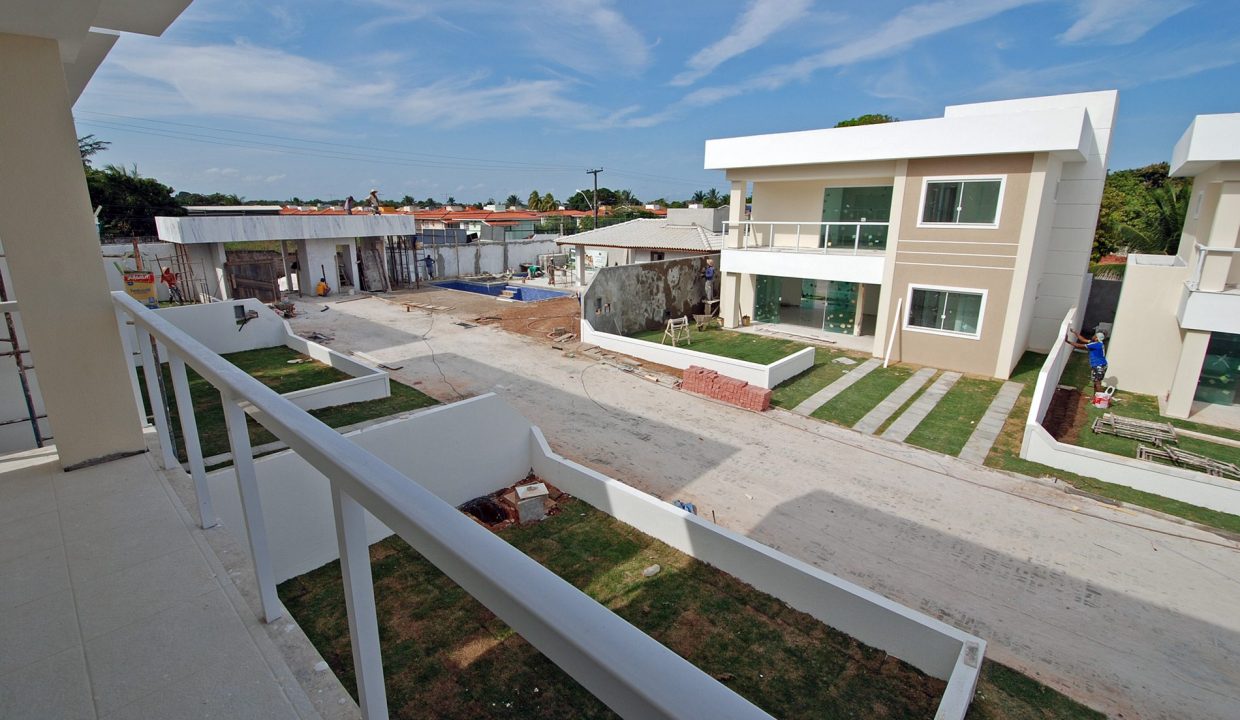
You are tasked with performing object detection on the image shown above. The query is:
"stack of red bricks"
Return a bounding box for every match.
[681,366,771,411]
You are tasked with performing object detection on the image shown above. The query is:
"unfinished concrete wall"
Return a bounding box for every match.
[584,254,720,335]
[404,237,560,281]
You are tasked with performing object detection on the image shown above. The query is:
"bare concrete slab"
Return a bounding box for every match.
[792,358,881,416]
[958,381,1024,464]
[855,367,937,434]
[882,372,962,442]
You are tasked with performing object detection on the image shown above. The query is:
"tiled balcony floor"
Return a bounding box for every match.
[0,442,322,720]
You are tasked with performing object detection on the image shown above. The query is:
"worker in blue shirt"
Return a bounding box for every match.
[1067,329,1107,393]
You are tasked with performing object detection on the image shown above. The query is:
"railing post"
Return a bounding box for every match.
[168,355,218,529]
[795,224,801,252]
[768,222,774,248]
[221,395,283,623]
[331,485,389,719]
[854,223,861,254]
[117,311,150,428]
[136,327,178,469]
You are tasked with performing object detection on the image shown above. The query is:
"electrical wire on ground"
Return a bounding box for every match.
[416,310,464,401]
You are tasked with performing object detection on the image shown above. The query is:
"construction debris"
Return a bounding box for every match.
[300,331,334,343]
[1137,440,1240,479]
[1091,413,1177,444]
[403,302,453,312]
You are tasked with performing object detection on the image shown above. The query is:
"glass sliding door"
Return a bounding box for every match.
[1194,332,1240,406]
[821,186,892,250]
[822,281,858,334]
[754,275,781,324]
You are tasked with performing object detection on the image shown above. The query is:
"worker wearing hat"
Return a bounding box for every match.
[367,188,381,214]
[1066,329,1108,393]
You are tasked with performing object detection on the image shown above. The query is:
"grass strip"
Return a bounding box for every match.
[905,376,1004,456]
[812,365,913,427]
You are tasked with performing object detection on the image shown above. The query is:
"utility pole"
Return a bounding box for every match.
[582,168,602,287]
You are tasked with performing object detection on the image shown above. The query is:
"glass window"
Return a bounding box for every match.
[907,287,984,337]
[921,179,1002,225]
[1194,332,1240,406]
[821,186,892,249]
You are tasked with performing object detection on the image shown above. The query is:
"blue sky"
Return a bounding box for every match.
[74,0,1240,204]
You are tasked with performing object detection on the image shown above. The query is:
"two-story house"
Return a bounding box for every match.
[1107,114,1240,419]
[705,91,1116,378]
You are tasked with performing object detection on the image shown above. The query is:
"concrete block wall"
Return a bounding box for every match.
[682,365,771,411]
[584,255,719,336]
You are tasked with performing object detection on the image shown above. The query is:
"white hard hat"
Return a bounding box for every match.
[1095,331,1106,342]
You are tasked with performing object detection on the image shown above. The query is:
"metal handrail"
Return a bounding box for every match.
[111,291,770,720]
[722,220,888,254]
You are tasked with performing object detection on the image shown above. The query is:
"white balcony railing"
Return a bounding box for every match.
[112,291,772,720]
[722,220,889,254]
[1186,242,1240,291]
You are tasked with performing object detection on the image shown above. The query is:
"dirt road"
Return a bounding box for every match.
[293,293,1240,720]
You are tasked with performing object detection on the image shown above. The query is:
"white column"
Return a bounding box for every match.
[0,34,145,467]
[137,328,178,470]
[168,356,217,529]
[1199,182,1240,292]
[331,486,389,719]
[222,397,283,623]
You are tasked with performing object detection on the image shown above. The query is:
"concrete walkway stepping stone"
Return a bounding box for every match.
[855,367,936,434]
[881,371,961,442]
[792,358,881,416]
[958,381,1024,463]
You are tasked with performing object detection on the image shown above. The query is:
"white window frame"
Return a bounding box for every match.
[903,284,988,340]
[916,175,1006,229]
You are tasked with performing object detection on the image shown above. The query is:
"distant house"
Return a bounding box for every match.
[1107,113,1240,418]
[704,91,1116,378]
[555,206,725,267]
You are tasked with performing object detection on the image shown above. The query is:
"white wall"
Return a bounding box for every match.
[204,392,983,718]
[205,395,535,582]
[156,214,417,244]
[579,319,815,389]
[721,248,885,286]
[411,238,559,280]
[1107,257,1189,396]
[144,299,388,411]
[527,428,982,720]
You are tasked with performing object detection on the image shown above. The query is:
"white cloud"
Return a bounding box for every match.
[671,0,814,87]
[393,75,598,127]
[205,167,239,176]
[515,0,650,77]
[1059,0,1193,45]
[625,0,1038,128]
[265,174,287,183]
[98,39,394,121]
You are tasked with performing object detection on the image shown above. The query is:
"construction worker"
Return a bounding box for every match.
[315,277,331,296]
[160,266,185,304]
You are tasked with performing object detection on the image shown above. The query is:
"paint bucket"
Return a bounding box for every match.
[1093,386,1116,408]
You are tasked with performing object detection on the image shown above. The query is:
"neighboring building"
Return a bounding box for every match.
[705,91,1117,378]
[1107,114,1240,418]
[555,206,726,267]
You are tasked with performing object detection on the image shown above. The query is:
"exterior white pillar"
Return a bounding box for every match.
[0,33,146,467]
[331,486,389,719]
[1165,329,1212,418]
[1199,182,1240,292]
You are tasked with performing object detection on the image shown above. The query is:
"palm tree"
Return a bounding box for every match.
[541,192,556,210]
[527,190,542,210]
[1112,184,1188,255]
[690,190,706,205]
[504,194,521,209]
[703,188,723,208]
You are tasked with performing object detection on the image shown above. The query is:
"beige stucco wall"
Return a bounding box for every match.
[0,33,146,466]
[882,155,1033,377]
[751,176,894,249]
[1106,258,1190,396]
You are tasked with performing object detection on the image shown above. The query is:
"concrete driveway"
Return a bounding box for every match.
[291,294,1240,720]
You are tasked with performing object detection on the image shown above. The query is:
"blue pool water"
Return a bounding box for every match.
[433,280,575,302]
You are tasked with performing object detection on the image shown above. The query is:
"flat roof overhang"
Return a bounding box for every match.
[156,215,418,244]
[704,108,1092,171]
[1171,114,1240,177]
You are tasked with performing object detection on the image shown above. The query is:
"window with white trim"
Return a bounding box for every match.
[906,286,985,337]
[920,178,1003,225]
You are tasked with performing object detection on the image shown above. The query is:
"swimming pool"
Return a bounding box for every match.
[434,280,575,302]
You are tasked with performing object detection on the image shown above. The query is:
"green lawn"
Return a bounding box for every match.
[812,365,913,427]
[629,326,808,365]
[280,497,1101,720]
[769,348,867,409]
[148,346,438,459]
[985,352,1240,536]
[906,377,1004,456]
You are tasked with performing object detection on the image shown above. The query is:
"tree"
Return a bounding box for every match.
[504,194,522,209]
[541,191,556,210]
[703,188,724,208]
[690,190,706,205]
[174,191,243,206]
[78,135,110,166]
[834,113,897,128]
[1093,162,1189,259]
[527,190,543,210]
[1111,183,1189,256]
[86,164,184,238]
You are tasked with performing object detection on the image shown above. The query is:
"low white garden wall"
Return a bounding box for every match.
[137,299,389,411]
[1022,308,1240,516]
[580,319,815,389]
[208,392,982,718]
